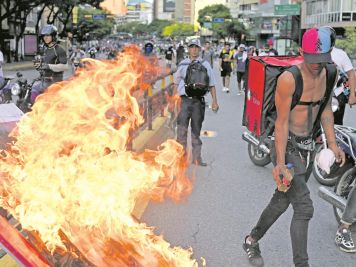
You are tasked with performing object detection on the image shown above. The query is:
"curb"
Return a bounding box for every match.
[131,114,173,219]
[3,62,34,72]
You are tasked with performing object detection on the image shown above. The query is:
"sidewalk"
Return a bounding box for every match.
[3,61,34,72]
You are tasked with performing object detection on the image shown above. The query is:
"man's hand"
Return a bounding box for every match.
[329,145,346,167]
[34,62,41,69]
[211,101,219,113]
[272,164,293,192]
[272,164,286,188]
[348,92,356,107]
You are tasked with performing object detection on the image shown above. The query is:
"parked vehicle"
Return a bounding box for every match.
[318,125,356,230]
[312,71,352,186]
[0,72,27,107]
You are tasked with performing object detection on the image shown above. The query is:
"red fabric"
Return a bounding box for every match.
[244,56,304,136]
[251,56,304,66]
[245,59,265,136]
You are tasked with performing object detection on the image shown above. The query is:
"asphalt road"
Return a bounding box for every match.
[142,62,356,267]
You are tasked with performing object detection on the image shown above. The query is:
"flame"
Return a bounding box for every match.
[0,46,199,266]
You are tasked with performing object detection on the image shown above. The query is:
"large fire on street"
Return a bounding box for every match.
[0,47,201,266]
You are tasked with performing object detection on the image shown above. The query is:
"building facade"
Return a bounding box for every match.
[301,0,356,29]
[175,0,195,24]
[126,0,154,23]
[154,0,175,21]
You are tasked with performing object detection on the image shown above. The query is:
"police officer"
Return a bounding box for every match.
[174,39,219,166]
[32,25,68,102]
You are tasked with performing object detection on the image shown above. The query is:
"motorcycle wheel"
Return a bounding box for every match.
[312,144,345,186]
[247,143,271,167]
[333,167,356,231]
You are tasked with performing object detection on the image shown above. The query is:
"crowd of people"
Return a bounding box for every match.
[1,24,356,267]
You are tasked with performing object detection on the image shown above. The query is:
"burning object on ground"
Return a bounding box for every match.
[0,46,200,266]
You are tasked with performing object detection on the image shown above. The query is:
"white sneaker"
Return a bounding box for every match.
[237,91,242,95]
[222,87,227,92]
[226,88,230,93]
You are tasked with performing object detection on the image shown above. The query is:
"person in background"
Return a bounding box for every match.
[248,46,258,57]
[219,43,234,93]
[0,47,4,78]
[259,44,277,56]
[234,44,248,95]
[31,25,68,103]
[176,42,186,65]
[331,46,356,125]
[201,41,214,68]
[174,39,219,167]
[287,47,296,56]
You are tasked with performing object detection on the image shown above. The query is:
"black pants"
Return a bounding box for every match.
[334,102,346,125]
[250,139,315,267]
[176,96,205,162]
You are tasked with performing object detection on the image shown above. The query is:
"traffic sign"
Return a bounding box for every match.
[213,17,225,23]
[93,14,106,20]
[274,4,300,16]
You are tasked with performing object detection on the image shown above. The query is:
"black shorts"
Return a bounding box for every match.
[221,69,231,77]
[237,72,245,83]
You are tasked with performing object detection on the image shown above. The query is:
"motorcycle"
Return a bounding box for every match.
[0,72,28,107]
[312,71,351,186]
[318,125,356,230]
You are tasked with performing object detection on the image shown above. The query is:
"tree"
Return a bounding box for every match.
[197,4,231,27]
[162,23,195,38]
[76,6,114,42]
[147,19,172,37]
[225,19,248,43]
[336,27,356,58]
[197,4,233,39]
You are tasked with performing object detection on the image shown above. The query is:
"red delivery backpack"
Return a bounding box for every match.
[242,56,303,137]
[242,56,337,138]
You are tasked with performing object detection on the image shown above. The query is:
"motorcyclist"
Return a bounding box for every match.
[331,46,356,125]
[88,47,97,58]
[31,25,68,103]
[70,45,86,71]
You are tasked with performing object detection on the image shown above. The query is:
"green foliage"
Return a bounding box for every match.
[162,23,195,37]
[77,6,114,41]
[336,27,356,58]
[147,19,172,37]
[116,21,147,35]
[197,4,248,39]
[197,4,231,27]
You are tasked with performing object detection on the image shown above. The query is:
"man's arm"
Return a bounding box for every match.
[321,93,346,166]
[274,72,295,166]
[48,46,68,72]
[347,68,356,106]
[210,86,219,112]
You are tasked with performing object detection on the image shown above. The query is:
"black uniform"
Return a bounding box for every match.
[43,44,67,83]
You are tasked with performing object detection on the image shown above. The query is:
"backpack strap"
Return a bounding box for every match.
[286,65,303,110]
[311,63,337,137]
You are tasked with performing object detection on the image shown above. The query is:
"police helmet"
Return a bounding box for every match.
[40,25,58,41]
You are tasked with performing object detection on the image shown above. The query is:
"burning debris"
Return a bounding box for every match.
[0,46,200,266]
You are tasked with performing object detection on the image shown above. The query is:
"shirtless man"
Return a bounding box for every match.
[242,27,345,267]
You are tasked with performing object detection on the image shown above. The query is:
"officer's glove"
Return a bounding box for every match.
[39,63,50,70]
[34,62,41,70]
